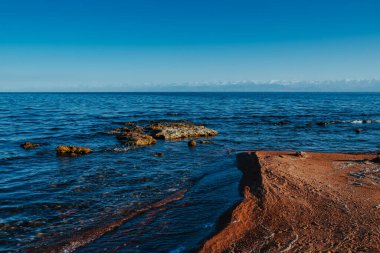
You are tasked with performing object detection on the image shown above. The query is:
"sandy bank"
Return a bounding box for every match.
[200,151,380,252]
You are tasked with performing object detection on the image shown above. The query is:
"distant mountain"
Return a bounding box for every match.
[2,79,379,92]
[124,79,380,92]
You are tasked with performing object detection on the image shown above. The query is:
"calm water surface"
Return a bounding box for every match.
[0,92,380,252]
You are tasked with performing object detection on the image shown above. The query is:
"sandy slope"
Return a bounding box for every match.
[200,151,380,252]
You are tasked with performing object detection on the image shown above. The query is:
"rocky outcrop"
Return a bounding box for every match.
[146,122,218,140]
[117,132,156,146]
[109,120,218,146]
[200,151,380,253]
[113,124,156,146]
[21,142,39,149]
[56,146,92,156]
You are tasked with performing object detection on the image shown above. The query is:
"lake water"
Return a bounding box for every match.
[0,92,379,252]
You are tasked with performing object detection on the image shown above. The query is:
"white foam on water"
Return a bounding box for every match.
[350,119,380,124]
[203,223,214,229]
[169,246,186,253]
[107,147,131,152]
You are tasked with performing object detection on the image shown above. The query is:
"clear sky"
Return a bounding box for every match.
[0,0,380,91]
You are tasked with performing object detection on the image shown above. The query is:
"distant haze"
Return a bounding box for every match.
[1,0,380,92]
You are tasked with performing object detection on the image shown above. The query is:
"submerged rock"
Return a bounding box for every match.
[21,142,39,149]
[123,121,136,126]
[147,122,218,140]
[199,139,214,144]
[107,128,125,135]
[117,132,156,146]
[316,121,329,126]
[56,146,92,156]
[109,126,144,135]
[355,128,363,134]
[316,121,341,126]
[273,120,290,126]
[112,124,156,146]
[112,124,155,146]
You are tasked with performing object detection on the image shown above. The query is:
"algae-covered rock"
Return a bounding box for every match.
[21,142,39,149]
[110,120,217,146]
[56,146,92,156]
[117,132,156,146]
[147,122,218,140]
[188,140,196,147]
[108,126,144,135]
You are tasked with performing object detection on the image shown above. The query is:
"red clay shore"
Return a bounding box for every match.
[199,151,380,252]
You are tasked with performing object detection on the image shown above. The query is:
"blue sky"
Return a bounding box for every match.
[0,0,380,91]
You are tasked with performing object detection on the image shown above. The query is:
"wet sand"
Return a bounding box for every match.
[200,151,380,252]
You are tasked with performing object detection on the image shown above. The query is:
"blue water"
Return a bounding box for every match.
[0,92,380,252]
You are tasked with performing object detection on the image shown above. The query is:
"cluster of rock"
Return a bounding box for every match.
[21,141,92,157]
[20,120,217,157]
[110,120,218,146]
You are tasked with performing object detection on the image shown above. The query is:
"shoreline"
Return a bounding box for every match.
[198,151,380,252]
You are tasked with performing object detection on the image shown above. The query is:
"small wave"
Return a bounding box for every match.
[166,112,184,116]
[170,246,186,253]
[349,119,380,124]
[351,120,364,124]
[203,223,214,229]
[104,147,131,152]
[0,155,34,165]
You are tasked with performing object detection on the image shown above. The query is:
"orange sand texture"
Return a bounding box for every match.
[200,151,380,252]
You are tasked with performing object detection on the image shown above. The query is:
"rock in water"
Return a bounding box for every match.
[316,121,340,126]
[188,140,196,147]
[317,122,329,126]
[199,140,213,144]
[56,146,92,156]
[147,122,218,140]
[114,124,156,146]
[273,120,290,126]
[117,132,156,146]
[21,142,39,149]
